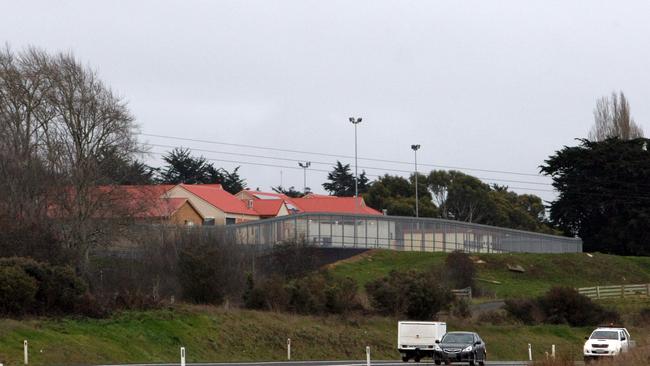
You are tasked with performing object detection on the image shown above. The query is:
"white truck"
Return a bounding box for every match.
[583,326,634,363]
[398,321,447,362]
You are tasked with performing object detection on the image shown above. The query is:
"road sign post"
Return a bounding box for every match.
[551,344,556,359]
[180,347,185,366]
[528,343,532,361]
[24,340,28,365]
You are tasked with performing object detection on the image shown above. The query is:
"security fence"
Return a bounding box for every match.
[226,213,582,254]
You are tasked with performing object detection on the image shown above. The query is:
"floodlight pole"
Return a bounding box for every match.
[350,117,363,246]
[411,144,421,217]
[298,162,311,194]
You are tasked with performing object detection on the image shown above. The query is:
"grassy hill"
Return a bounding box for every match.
[329,250,650,298]
[1,305,639,366]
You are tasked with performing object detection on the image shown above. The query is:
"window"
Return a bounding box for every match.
[226,217,236,225]
[203,218,216,226]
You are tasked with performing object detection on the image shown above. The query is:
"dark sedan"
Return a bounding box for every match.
[433,331,487,366]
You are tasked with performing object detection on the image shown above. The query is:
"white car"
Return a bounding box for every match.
[583,327,633,362]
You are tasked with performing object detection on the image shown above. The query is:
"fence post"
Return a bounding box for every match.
[366,346,371,366]
[551,344,556,359]
[287,338,291,360]
[180,347,185,366]
[622,285,625,299]
[596,286,600,299]
[24,340,28,365]
[528,343,532,361]
[647,283,650,297]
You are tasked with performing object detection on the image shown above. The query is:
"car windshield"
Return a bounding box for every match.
[442,333,474,344]
[590,331,619,340]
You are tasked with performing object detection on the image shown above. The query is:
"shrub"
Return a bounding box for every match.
[0,257,87,315]
[452,299,471,318]
[177,244,227,304]
[477,310,510,325]
[505,287,619,326]
[366,269,453,319]
[0,265,38,315]
[635,308,650,326]
[538,287,619,326]
[244,274,289,311]
[244,270,359,315]
[259,241,319,279]
[443,251,476,290]
[504,298,540,324]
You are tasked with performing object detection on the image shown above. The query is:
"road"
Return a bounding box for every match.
[99,360,531,366]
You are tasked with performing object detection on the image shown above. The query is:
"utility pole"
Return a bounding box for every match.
[298,162,311,194]
[411,144,421,217]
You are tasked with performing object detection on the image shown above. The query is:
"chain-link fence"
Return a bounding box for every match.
[226,213,582,253]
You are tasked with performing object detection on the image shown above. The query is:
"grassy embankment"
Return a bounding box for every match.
[328,250,650,299]
[3,305,641,366]
[2,251,649,365]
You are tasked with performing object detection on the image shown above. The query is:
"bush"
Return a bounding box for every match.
[259,241,319,279]
[505,286,619,326]
[443,251,476,290]
[477,310,510,325]
[0,265,38,315]
[177,244,227,304]
[366,269,453,319]
[504,298,540,324]
[452,299,471,318]
[0,257,87,316]
[244,270,360,315]
[635,308,650,326]
[538,287,619,326]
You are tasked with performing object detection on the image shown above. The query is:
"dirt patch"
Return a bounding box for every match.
[324,249,378,269]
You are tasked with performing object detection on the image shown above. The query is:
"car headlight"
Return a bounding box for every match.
[433,344,442,351]
[463,346,473,352]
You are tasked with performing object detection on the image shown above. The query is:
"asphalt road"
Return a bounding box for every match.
[99,360,532,366]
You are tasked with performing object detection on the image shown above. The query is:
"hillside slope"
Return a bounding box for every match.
[0,306,626,365]
[329,250,650,298]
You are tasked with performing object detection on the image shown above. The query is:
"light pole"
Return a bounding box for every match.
[411,144,421,217]
[349,117,363,210]
[298,161,311,194]
[349,117,362,247]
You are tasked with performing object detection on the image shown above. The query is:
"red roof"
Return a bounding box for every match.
[134,197,194,218]
[250,199,285,217]
[180,184,258,215]
[290,196,382,215]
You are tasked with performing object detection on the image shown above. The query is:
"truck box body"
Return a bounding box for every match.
[397,321,447,361]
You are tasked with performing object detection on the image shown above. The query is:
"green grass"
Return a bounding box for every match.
[329,250,650,299]
[3,306,646,365]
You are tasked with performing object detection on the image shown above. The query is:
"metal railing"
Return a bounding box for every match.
[226,213,582,254]
[578,284,650,299]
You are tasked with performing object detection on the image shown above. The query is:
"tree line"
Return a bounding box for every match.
[2,42,649,275]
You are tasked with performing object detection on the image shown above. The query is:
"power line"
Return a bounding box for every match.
[145,150,650,201]
[144,143,552,186]
[138,132,547,178]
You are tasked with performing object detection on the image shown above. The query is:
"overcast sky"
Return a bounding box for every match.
[3,0,649,201]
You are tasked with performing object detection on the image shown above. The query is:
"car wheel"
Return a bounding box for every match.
[434,360,441,365]
[414,356,421,363]
[402,356,409,362]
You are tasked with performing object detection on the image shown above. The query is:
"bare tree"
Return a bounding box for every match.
[1,46,141,270]
[0,46,55,225]
[589,91,644,141]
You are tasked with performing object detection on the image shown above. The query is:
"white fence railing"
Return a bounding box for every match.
[577,284,650,299]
